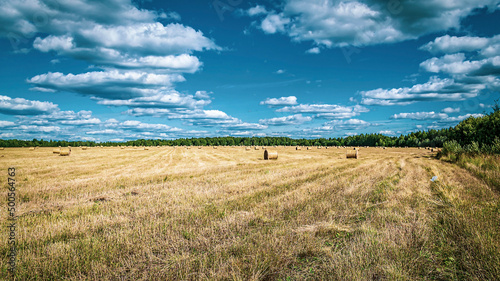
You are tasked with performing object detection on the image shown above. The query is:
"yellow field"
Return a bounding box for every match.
[1,146,499,280]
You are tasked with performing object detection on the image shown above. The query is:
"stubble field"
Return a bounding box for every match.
[1,146,499,280]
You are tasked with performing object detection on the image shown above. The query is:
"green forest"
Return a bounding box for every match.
[1,106,499,154]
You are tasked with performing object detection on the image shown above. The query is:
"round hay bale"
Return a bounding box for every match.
[144,147,149,150]
[213,146,218,149]
[307,147,311,150]
[264,149,278,160]
[346,150,358,159]
[82,147,87,150]
[296,146,301,150]
[0,147,4,150]
[53,148,60,154]
[60,147,71,156]
[254,147,260,150]
[245,147,251,151]
[29,147,35,151]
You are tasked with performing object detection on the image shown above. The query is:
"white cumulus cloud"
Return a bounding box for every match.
[259,114,312,126]
[245,0,499,48]
[360,76,484,106]
[391,112,449,120]
[442,107,460,113]
[0,94,58,115]
[277,103,369,119]
[28,70,186,99]
[260,96,298,106]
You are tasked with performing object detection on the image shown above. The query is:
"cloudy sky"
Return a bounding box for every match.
[0,0,499,141]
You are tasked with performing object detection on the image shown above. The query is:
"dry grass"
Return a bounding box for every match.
[0,147,499,280]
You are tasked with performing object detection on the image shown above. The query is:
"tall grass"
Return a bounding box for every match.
[439,140,500,192]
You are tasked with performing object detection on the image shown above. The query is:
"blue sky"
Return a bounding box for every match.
[0,0,499,142]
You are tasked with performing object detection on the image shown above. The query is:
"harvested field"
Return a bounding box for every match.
[0,147,499,280]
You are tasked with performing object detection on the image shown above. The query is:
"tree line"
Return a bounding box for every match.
[0,133,449,148]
